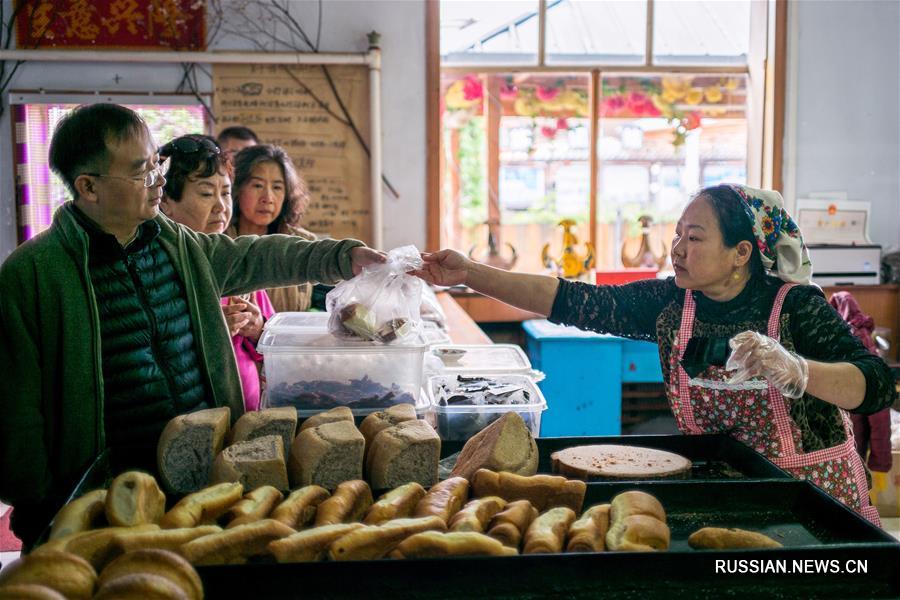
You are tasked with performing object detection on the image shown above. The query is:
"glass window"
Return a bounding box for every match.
[441,1,539,65]
[14,102,206,240]
[546,0,647,65]
[595,74,748,268]
[653,1,752,65]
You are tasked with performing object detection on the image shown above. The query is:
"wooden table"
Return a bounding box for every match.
[446,288,542,323]
[436,292,492,344]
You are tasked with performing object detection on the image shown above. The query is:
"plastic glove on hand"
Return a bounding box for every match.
[725,330,809,399]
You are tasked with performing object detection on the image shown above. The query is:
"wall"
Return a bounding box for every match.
[0,0,426,260]
[785,0,900,251]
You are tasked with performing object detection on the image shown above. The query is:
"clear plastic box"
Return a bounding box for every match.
[430,344,533,375]
[427,373,547,441]
[258,324,427,414]
[421,321,451,347]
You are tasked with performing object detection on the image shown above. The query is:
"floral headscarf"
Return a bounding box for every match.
[728,184,813,285]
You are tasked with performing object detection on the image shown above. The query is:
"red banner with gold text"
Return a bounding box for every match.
[16,0,205,50]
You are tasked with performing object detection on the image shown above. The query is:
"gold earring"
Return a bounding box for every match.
[732,271,741,280]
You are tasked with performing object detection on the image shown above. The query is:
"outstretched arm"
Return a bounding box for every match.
[414,249,559,316]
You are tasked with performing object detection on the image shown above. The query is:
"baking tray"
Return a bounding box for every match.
[441,433,792,481]
[42,451,900,598]
[195,480,900,599]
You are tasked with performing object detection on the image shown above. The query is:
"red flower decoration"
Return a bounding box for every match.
[540,126,557,139]
[600,95,626,116]
[462,76,483,102]
[499,82,518,101]
[683,111,703,130]
[536,85,560,101]
[556,117,568,131]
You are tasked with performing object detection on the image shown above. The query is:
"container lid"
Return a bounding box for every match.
[427,373,547,413]
[264,311,330,331]
[258,328,427,353]
[430,344,532,374]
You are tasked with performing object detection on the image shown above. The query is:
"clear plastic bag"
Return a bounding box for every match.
[326,245,424,343]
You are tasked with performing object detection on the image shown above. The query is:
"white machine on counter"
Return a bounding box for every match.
[796,196,881,286]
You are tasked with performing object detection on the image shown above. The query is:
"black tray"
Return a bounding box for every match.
[442,434,792,481]
[195,480,900,599]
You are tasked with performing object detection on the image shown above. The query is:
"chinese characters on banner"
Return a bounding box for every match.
[213,64,373,244]
[16,0,205,50]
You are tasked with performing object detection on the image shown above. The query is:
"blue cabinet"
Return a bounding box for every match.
[523,319,663,437]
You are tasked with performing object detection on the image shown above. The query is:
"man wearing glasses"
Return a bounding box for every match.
[0,103,384,549]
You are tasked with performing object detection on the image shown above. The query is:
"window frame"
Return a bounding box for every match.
[426,0,788,252]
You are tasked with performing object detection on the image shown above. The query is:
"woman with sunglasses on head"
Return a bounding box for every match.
[415,184,896,525]
[227,144,319,313]
[159,134,274,411]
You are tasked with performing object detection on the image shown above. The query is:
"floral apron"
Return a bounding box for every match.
[668,283,881,525]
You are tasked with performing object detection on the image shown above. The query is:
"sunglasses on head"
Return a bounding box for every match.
[160,136,221,157]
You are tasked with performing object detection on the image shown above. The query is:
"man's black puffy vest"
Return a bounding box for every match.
[73,208,209,466]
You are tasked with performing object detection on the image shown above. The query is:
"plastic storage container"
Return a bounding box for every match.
[430,344,533,375]
[258,323,427,415]
[264,311,331,330]
[421,321,452,347]
[427,373,547,441]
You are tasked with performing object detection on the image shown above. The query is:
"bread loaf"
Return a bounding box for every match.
[98,549,202,600]
[289,421,365,490]
[328,516,447,561]
[566,504,610,553]
[111,526,222,555]
[389,531,517,559]
[0,584,67,600]
[687,527,782,549]
[0,550,97,600]
[226,485,284,528]
[359,404,417,450]
[105,471,166,527]
[270,485,330,529]
[486,500,538,549]
[49,489,107,540]
[450,413,538,481]
[367,420,441,489]
[60,524,161,571]
[523,507,576,554]
[449,497,507,533]
[211,435,289,492]
[413,477,470,525]
[608,490,666,524]
[364,482,427,525]
[298,406,354,432]
[606,514,670,552]
[231,407,297,457]
[268,523,364,563]
[92,573,188,600]
[157,407,230,495]
[471,469,586,513]
[179,519,295,565]
[314,480,373,526]
[160,482,243,529]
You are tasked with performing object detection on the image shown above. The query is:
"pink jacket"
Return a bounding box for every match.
[222,290,276,412]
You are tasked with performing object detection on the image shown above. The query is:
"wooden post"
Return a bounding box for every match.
[485,74,502,245]
[589,69,599,253]
[425,0,441,250]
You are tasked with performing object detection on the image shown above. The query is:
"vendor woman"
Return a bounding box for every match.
[414,184,895,524]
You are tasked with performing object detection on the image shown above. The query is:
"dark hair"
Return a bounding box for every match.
[696,184,764,277]
[49,103,149,198]
[217,125,259,144]
[160,135,228,201]
[232,144,309,234]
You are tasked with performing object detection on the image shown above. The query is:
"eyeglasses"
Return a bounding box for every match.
[159,136,221,157]
[83,157,170,188]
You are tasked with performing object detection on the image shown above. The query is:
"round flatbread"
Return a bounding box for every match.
[550,445,692,480]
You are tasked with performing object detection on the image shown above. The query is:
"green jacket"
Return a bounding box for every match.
[0,203,362,522]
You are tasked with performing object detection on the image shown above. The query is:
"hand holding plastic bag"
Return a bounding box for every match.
[326,245,424,343]
[725,330,809,399]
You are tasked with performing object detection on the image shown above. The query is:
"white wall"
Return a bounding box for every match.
[786,0,900,250]
[0,0,426,260]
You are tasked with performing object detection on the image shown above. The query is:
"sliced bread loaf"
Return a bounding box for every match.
[298,406,354,433]
[157,407,231,495]
[231,407,298,457]
[210,435,289,492]
[450,412,538,481]
[368,420,441,489]
[288,421,365,490]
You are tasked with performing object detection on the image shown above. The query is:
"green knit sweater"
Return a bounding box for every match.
[0,202,362,541]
